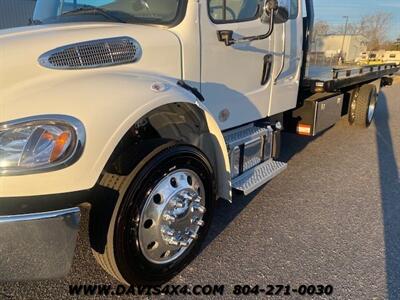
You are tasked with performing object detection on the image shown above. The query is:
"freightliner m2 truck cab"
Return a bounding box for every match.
[0,0,398,285]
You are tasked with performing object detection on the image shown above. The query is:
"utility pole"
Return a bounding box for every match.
[340,16,349,62]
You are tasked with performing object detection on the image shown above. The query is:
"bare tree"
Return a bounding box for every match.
[334,23,359,35]
[383,38,400,51]
[313,20,330,38]
[357,12,393,50]
[329,12,393,50]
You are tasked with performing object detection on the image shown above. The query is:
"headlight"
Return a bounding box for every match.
[0,115,85,175]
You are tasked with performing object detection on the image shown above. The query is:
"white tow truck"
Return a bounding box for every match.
[0,0,398,285]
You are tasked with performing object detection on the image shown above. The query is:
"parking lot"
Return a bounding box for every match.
[1,83,399,299]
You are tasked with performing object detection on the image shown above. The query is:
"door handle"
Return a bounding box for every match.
[261,54,273,85]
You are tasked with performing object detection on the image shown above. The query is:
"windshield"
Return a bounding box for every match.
[33,0,184,25]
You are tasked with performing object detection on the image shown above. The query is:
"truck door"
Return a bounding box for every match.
[268,0,303,115]
[200,0,275,130]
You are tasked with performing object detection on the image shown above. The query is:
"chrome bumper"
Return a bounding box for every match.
[0,207,80,281]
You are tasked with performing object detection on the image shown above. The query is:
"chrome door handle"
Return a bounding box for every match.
[261,54,273,85]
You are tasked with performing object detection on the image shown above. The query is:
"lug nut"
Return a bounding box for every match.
[163,213,176,222]
[182,193,192,201]
[168,238,180,246]
[171,198,184,208]
[196,219,205,227]
[179,240,190,247]
[192,218,205,227]
[193,204,206,214]
[161,227,175,237]
[189,232,198,240]
[194,196,202,204]
[175,201,184,209]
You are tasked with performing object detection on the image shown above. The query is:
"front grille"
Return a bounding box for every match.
[38,37,141,69]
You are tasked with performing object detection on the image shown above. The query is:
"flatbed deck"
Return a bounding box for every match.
[303,64,400,93]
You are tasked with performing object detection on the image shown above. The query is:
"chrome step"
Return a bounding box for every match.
[224,125,274,179]
[224,126,269,150]
[232,160,287,195]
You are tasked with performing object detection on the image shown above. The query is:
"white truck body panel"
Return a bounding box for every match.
[0,0,304,199]
[0,21,231,198]
[169,0,202,91]
[0,0,304,200]
[1,0,399,285]
[0,69,231,198]
[0,23,182,91]
[268,5,303,116]
[200,12,274,130]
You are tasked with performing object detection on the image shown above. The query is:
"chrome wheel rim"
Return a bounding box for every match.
[367,94,377,123]
[350,99,357,122]
[139,169,206,264]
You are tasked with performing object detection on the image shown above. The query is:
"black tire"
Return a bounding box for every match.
[93,144,215,286]
[348,84,378,128]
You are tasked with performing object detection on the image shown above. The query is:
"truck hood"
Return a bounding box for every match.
[0,22,182,97]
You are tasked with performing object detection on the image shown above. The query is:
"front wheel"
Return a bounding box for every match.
[93,145,215,285]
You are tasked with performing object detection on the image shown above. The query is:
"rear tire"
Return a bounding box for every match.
[348,84,378,128]
[92,144,215,286]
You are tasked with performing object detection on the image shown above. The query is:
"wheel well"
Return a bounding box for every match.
[89,103,229,254]
[102,102,223,177]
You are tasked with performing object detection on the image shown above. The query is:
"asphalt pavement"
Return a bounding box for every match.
[1,84,399,299]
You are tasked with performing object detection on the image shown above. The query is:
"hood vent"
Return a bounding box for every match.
[38,37,142,70]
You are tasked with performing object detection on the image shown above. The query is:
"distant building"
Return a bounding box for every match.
[0,0,36,30]
[313,34,368,63]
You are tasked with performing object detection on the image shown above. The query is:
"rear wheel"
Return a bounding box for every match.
[348,84,378,128]
[93,145,215,285]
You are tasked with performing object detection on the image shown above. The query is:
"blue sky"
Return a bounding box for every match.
[315,0,400,40]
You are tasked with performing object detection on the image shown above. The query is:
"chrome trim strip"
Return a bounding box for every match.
[274,24,286,84]
[0,115,86,176]
[0,207,80,223]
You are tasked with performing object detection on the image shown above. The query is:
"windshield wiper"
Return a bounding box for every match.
[61,5,126,23]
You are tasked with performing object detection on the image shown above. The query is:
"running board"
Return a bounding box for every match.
[232,160,287,195]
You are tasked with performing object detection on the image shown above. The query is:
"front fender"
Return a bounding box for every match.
[0,70,231,199]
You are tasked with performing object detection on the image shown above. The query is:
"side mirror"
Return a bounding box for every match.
[261,0,289,24]
[217,0,279,46]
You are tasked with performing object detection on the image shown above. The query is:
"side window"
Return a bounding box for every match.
[290,0,299,19]
[279,0,299,19]
[208,0,263,23]
[302,0,307,18]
